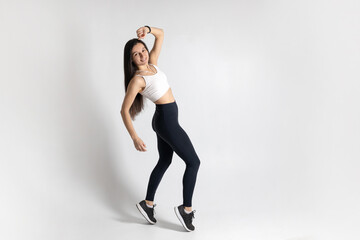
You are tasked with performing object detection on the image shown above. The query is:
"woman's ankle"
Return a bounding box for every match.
[184,206,192,212]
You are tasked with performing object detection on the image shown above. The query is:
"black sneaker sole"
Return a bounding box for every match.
[174,206,193,232]
[136,203,156,224]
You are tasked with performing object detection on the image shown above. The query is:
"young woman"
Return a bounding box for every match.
[120,26,201,232]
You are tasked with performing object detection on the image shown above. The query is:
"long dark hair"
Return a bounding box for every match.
[123,38,150,120]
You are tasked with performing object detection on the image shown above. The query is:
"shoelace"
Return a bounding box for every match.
[184,209,196,221]
[191,210,196,219]
[150,204,157,215]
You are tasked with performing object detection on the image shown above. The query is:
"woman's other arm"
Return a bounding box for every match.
[120,77,147,151]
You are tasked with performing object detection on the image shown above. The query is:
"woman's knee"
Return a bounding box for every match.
[188,157,200,169]
[159,151,173,165]
[160,157,172,165]
[195,158,201,169]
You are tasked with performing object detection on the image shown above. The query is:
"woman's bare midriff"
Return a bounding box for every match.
[154,88,175,104]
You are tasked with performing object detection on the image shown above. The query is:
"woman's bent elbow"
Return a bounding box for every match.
[120,109,128,118]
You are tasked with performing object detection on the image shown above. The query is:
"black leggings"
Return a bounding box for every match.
[145,101,201,207]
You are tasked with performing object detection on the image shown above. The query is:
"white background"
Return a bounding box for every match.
[1,0,359,239]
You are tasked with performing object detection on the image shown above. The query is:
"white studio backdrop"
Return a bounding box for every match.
[1,0,359,239]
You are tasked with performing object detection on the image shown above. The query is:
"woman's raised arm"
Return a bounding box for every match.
[136,26,164,65]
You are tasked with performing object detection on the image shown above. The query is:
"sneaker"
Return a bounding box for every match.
[174,205,196,231]
[136,200,157,224]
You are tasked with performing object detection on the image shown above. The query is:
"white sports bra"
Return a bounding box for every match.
[136,64,170,102]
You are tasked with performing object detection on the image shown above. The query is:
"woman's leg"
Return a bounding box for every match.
[159,123,201,208]
[145,133,174,202]
[152,101,201,208]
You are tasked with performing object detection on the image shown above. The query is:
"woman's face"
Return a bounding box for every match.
[131,43,148,68]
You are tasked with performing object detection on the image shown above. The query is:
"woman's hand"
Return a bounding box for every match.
[136,26,149,40]
[133,136,147,152]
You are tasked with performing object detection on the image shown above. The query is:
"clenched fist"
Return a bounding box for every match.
[136,26,150,40]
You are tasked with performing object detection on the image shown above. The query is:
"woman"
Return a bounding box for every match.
[120,26,201,232]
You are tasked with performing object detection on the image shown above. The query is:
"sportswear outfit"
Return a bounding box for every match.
[135,64,200,231]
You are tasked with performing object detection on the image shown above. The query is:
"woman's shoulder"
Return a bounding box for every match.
[131,75,146,84]
[129,76,146,91]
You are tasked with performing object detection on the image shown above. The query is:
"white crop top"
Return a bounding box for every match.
[136,64,170,102]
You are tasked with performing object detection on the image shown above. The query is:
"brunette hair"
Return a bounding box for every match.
[123,38,150,120]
